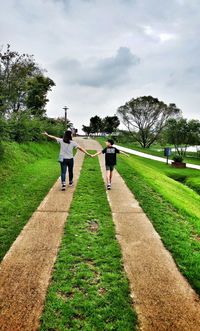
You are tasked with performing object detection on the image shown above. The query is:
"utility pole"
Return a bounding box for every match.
[63,106,69,129]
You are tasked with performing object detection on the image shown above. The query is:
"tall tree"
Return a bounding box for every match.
[90,115,102,135]
[117,96,181,148]
[0,45,38,113]
[102,115,120,134]
[25,75,55,116]
[82,125,92,136]
[0,44,55,116]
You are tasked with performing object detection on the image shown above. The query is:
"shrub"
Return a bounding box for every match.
[8,111,43,142]
[173,155,184,162]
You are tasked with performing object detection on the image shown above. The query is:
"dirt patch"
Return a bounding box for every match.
[87,219,99,233]
[56,290,74,301]
[191,234,200,242]
[98,287,106,296]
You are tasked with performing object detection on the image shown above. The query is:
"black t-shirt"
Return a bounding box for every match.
[102,147,120,166]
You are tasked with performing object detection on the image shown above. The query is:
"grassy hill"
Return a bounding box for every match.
[0,142,60,261]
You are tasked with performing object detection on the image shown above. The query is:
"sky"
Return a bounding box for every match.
[1,0,200,131]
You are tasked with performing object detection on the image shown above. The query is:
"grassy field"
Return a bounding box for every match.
[97,138,200,294]
[40,152,137,331]
[0,142,60,261]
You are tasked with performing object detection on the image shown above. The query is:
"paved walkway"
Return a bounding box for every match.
[114,144,200,170]
[0,140,85,331]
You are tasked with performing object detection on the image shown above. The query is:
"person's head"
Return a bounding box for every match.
[106,139,114,147]
[63,130,72,144]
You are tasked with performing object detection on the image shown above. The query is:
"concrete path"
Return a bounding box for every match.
[114,144,200,170]
[0,142,85,331]
[86,139,200,331]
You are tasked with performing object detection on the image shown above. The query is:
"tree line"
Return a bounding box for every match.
[83,96,200,156]
[82,115,120,136]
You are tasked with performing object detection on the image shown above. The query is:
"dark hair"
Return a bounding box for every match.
[107,139,114,145]
[63,130,72,144]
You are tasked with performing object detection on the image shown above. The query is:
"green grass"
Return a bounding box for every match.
[185,177,200,195]
[40,152,137,331]
[0,142,60,261]
[97,138,200,294]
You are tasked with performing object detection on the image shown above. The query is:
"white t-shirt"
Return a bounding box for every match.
[56,138,79,161]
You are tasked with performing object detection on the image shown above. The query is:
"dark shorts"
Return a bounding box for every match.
[106,165,115,171]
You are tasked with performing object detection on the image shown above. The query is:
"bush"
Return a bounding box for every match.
[173,155,184,162]
[8,111,43,142]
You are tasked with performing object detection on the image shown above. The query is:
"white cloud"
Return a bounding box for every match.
[0,0,200,131]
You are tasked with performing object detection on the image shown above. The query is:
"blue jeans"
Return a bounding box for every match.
[60,158,74,183]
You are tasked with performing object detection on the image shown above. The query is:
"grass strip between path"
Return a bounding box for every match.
[40,151,137,331]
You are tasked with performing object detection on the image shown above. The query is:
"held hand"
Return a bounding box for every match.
[42,131,48,136]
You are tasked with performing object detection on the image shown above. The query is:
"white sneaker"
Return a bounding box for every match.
[107,183,111,190]
[62,182,66,191]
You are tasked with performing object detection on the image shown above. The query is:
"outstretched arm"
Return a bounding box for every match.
[77,146,92,157]
[120,150,129,157]
[42,131,59,141]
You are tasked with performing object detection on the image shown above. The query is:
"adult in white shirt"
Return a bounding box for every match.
[43,130,91,190]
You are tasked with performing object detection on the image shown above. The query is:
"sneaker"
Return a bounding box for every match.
[107,184,111,190]
[62,182,66,191]
[69,181,73,187]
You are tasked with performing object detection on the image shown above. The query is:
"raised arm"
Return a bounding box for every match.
[42,131,59,141]
[119,150,129,157]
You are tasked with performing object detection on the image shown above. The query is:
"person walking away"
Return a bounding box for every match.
[43,130,91,190]
[92,139,129,190]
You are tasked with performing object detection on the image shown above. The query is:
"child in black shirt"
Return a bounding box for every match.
[92,139,129,190]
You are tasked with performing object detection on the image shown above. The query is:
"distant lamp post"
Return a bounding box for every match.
[63,106,69,129]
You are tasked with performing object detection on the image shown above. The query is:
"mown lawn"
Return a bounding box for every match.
[40,152,137,331]
[96,138,200,294]
[0,142,60,261]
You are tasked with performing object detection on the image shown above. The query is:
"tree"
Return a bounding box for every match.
[90,115,102,135]
[25,75,55,116]
[82,125,92,136]
[0,44,38,114]
[0,44,55,116]
[102,115,120,134]
[117,96,181,148]
[166,118,200,155]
